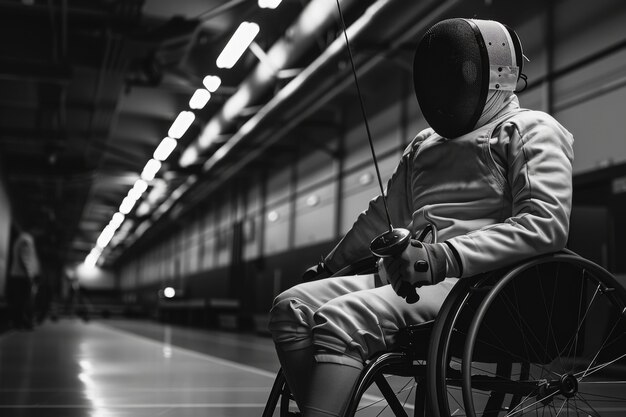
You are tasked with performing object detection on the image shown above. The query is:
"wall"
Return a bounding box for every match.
[552,0,626,173]
[513,0,626,173]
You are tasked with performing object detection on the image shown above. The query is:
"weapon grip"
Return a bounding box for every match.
[370,227,419,303]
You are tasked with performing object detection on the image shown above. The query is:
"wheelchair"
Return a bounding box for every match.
[262,249,626,416]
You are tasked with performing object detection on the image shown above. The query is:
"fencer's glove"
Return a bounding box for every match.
[380,239,447,300]
[302,260,333,282]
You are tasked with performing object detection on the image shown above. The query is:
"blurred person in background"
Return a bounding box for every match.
[6,224,41,330]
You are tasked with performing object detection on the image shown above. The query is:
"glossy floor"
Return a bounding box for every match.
[0,319,280,417]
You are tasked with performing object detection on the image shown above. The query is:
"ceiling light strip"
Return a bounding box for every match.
[153,137,177,161]
[216,22,260,69]
[168,111,195,139]
[189,89,211,110]
[258,0,283,9]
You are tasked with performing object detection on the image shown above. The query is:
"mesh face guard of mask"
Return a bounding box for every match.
[413,18,524,138]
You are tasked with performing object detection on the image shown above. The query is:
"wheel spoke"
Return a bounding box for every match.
[537,264,568,374]
[502,287,552,369]
[564,270,585,374]
[575,351,626,380]
[555,283,601,362]
[577,389,626,402]
[401,379,415,408]
[554,398,567,416]
[575,393,603,417]
[505,390,559,417]
[468,331,561,380]
[579,380,626,384]
[452,353,532,383]
[504,392,535,417]
[572,396,580,414]
[447,385,465,411]
[570,400,599,417]
[547,400,557,416]
[577,313,625,380]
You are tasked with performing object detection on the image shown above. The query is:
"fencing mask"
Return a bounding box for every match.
[413,18,524,138]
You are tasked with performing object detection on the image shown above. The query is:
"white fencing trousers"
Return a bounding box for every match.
[269,274,458,367]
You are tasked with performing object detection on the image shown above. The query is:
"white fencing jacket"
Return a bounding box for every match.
[325,98,574,278]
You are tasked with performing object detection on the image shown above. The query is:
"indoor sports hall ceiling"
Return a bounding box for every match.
[0,0,544,269]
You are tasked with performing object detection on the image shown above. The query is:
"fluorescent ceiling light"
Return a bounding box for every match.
[128,188,141,201]
[132,179,148,195]
[168,111,195,139]
[128,179,148,200]
[216,22,260,69]
[119,196,136,215]
[84,253,99,268]
[258,0,282,9]
[202,75,221,92]
[189,89,211,109]
[89,247,102,257]
[84,247,102,268]
[84,256,96,268]
[179,146,198,168]
[110,212,125,228]
[97,225,116,248]
[141,159,162,181]
[135,201,151,217]
[153,137,177,161]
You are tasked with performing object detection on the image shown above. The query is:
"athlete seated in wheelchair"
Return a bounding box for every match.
[266,18,626,417]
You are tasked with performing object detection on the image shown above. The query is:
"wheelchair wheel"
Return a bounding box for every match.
[462,253,626,416]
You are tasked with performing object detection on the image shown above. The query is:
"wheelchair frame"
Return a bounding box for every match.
[262,250,626,417]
